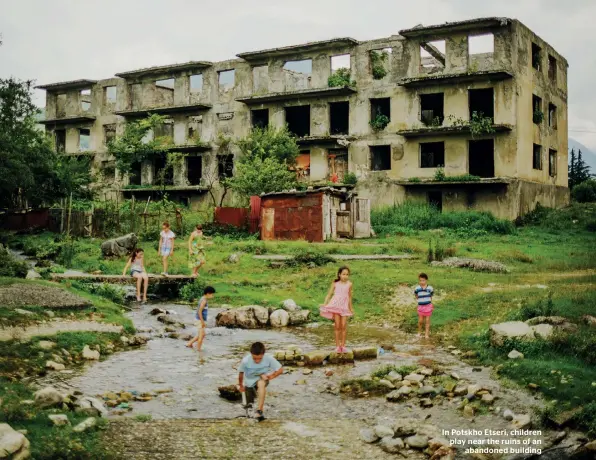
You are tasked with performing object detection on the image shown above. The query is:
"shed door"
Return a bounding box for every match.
[261,208,275,240]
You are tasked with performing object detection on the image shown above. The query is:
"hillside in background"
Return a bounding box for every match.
[569,138,596,174]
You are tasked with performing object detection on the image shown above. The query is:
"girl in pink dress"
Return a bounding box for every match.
[320,266,354,353]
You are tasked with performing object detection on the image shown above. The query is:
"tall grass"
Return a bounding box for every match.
[371,202,515,235]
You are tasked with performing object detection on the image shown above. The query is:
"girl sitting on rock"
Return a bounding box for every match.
[122,248,148,303]
[319,266,354,353]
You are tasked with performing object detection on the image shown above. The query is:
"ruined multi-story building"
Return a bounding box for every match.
[38,17,568,219]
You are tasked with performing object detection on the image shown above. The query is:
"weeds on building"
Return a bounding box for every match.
[343,172,358,185]
[447,112,495,137]
[328,68,355,88]
[370,111,390,131]
[533,109,544,124]
[370,50,389,80]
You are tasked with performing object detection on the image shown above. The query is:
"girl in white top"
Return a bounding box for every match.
[158,221,175,276]
[122,248,148,302]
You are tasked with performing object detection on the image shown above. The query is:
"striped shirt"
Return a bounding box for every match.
[414,285,434,306]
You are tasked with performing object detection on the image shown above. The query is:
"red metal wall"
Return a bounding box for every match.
[214,207,248,228]
[260,193,323,242]
[249,196,261,234]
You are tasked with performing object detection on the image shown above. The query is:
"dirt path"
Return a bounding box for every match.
[0,320,123,341]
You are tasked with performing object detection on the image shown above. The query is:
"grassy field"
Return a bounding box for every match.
[3,202,596,435]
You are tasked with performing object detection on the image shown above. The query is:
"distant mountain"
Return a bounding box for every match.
[569,138,596,174]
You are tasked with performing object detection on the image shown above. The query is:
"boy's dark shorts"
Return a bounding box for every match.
[244,380,268,404]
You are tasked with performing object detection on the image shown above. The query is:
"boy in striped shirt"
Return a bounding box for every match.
[414,273,434,339]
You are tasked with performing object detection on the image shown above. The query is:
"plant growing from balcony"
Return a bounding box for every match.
[434,167,446,181]
[328,68,355,88]
[343,172,358,185]
[370,50,389,80]
[370,110,390,131]
[446,112,495,138]
[533,109,544,124]
[408,177,421,183]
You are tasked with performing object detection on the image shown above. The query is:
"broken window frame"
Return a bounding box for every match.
[104,86,117,105]
[369,145,391,171]
[468,33,495,56]
[533,95,543,125]
[548,103,557,129]
[420,142,445,168]
[155,78,175,90]
[284,105,311,137]
[328,149,349,181]
[533,143,542,171]
[190,74,203,93]
[154,155,174,186]
[103,124,116,146]
[370,97,391,130]
[78,128,91,152]
[283,59,313,75]
[420,93,444,126]
[419,40,446,70]
[548,149,557,177]
[187,156,203,185]
[548,55,557,83]
[329,101,350,135]
[330,54,351,72]
[468,139,495,178]
[218,70,236,90]
[128,162,142,186]
[55,129,66,153]
[531,42,542,71]
[468,88,494,121]
[154,120,174,141]
[295,151,311,181]
[251,109,269,129]
[218,154,234,179]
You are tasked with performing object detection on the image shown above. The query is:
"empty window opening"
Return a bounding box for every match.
[129,162,142,186]
[188,125,200,142]
[295,151,311,180]
[104,124,116,146]
[154,121,173,140]
[469,88,494,120]
[533,94,543,124]
[370,145,391,171]
[156,78,175,90]
[548,103,557,129]
[420,142,445,168]
[329,101,349,135]
[218,155,234,179]
[420,93,444,126]
[468,33,494,55]
[79,129,90,151]
[251,109,269,129]
[56,94,67,117]
[532,42,542,70]
[105,86,117,104]
[533,143,542,170]
[468,139,494,178]
[187,156,203,185]
[80,89,91,96]
[285,105,311,137]
[55,129,66,153]
[370,97,391,128]
[190,74,203,92]
[427,191,443,212]
[420,40,446,69]
[328,149,348,181]
[549,149,557,177]
[548,55,557,83]
[331,54,351,72]
[283,59,312,75]
[81,101,91,111]
[218,70,235,89]
[154,156,174,185]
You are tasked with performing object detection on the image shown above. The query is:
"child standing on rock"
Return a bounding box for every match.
[414,272,434,339]
[320,266,354,353]
[158,221,175,276]
[122,248,148,303]
[186,286,215,351]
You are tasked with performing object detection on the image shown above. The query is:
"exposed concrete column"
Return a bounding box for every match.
[269,59,285,93]
[141,160,154,185]
[446,35,468,73]
[174,158,188,186]
[312,54,330,88]
[174,75,189,105]
[311,102,328,136]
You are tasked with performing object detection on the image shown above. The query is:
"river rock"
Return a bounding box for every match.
[82,345,100,360]
[489,321,532,346]
[481,394,495,404]
[512,413,531,429]
[420,398,433,407]
[157,314,178,326]
[419,386,436,396]
[48,414,70,426]
[374,425,394,439]
[45,360,65,371]
[378,379,395,389]
[359,428,378,444]
[304,350,328,365]
[404,373,425,383]
[227,253,240,264]
[508,349,524,359]
[392,419,417,437]
[328,351,354,364]
[288,309,310,325]
[14,308,34,316]
[463,405,475,419]
[0,423,30,460]
[281,299,301,312]
[352,347,378,360]
[503,409,515,421]
[75,397,108,417]
[386,371,402,383]
[34,387,64,408]
[530,323,554,339]
[269,309,289,328]
[101,233,138,258]
[380,436,404,453]
[218,385,241,401]
[73,417,96,433]
[405,435,429,449]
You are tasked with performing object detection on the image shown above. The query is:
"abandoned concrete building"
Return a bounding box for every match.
[38,17,568,219]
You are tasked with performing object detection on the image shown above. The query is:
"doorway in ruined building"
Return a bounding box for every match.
[55,129,66,153]
[329,101,349,135]
[285,105,310,137]
[129,162,142,186]
[154,156,174,186]
[187,156,202,185]
[468,88,494,119]
[328,149,348,183]
[251,109,269,129]
[420,93,444,126]
[468,139,494,178]
[428,191,443,212]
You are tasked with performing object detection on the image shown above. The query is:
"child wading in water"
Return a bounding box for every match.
[186,286,215,351]
[158,221,175,276]
[122,248,148,303]
[188,224,206,278]
[320,266,354,353]
[414,272,434,339]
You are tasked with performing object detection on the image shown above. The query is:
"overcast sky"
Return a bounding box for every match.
[1,0,595,149]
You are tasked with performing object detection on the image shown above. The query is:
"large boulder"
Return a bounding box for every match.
[489,321,532,346]
[215,306,269,329]
[281,299,301,312]
[0,423,30,460]
[215,309,238,327]
[34,386,64,409]
[530,323,554,339]
[288,310,310,325]
[526,316,568,326]
[100,233,138,258]
[270,309,290,327]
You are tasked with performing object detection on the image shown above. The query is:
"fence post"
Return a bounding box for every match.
[66,192,73,236]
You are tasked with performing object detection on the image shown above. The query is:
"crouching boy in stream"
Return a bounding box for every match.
[238,342,283,422]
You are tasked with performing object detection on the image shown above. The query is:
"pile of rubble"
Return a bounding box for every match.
[215,299,310,329]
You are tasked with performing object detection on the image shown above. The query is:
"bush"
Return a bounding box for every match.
[0,247,28,278]
[343,172,358,185]
[517,203,596,232]
[512,294,555,321]
[370,113,390,131]
[572,180,596,203]
[180,279,208,303]
[328,68,355,88]
[72,282,125,305]
[202,223,256,239]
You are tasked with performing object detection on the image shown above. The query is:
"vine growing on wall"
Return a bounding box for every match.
[328,68,356,88]
[447,112,495,137]
[370,50,389,80]
[370,111,390,131]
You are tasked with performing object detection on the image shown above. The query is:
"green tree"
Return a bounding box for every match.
[0,77,77,208]
[569,148,592,189]
[236,126,299,165]
[107,114,172,173]
[229,156,297,197]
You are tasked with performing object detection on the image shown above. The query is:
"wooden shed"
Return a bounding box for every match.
[260,187,371,242]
